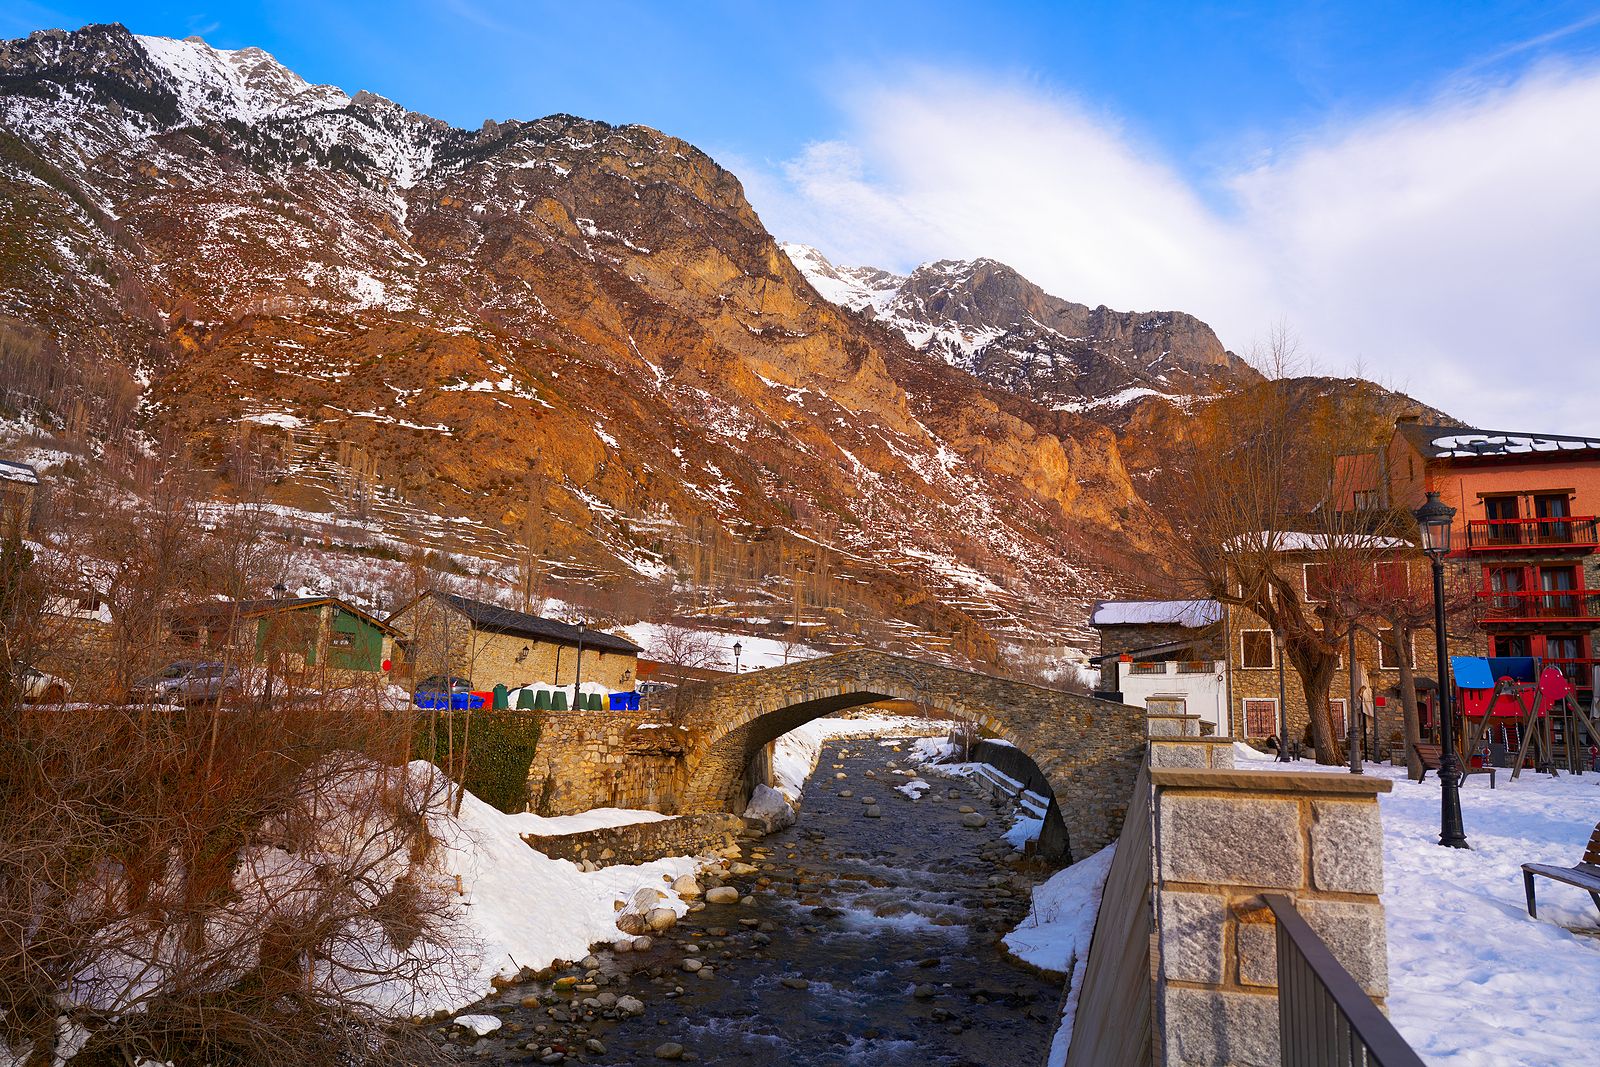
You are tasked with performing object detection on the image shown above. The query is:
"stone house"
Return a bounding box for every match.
[168,596,400,678]
[1224,542,1433,758]
[1089,599,1229,735]
[386,589,641,692]
[0,458,39,537]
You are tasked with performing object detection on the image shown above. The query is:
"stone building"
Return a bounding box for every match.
[1224,542,1432,759]
[0,458,39,537]
[387,589,641,692]
[1089,600,1228,735]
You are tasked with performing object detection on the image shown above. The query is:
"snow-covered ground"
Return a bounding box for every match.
[408,765,703,1018]
[620,622,824,673]
[1235,746,1600,1065]
[1004,844,1116,1067]
[504,807,672,836]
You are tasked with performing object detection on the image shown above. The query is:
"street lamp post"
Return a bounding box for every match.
[1276,632,1290,762]
[1415,491,1469,849]
[733,641,742,675]
[572,621,586,711]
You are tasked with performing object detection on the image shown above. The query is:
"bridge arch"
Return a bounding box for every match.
[661,649,1146,860]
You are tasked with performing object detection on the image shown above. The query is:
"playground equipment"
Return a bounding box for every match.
[1452,655,1600,778]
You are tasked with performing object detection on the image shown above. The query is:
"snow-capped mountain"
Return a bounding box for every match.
[782,244,1256,412]
[1,22,1193,659]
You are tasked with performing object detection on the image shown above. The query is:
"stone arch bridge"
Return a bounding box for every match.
[532,649,1146,858]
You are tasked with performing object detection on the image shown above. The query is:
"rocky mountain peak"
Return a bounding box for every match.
[136,33,351,125]
[785,244,1255,413]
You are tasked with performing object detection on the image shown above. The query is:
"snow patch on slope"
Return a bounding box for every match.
[136,35,349,125]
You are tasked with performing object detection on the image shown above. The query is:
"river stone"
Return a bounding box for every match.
[729,862,758,876]
[861,797,877,805]
[618,995,646,1016]
[835,772,847,779]
[654,1042,685,1060]
[632,936,654,951]
[586,1039,607,1054]
[962,813,988,828]
[613,939,633,952]
[838,790,854,797]
[959,805,976,814]
[913,983,938,998]
[647,908,678,932]
[781,976,810,989]
[705,886,740,904]
[672,874,703,899]
[680,958,703,972]
[865,806,882,818]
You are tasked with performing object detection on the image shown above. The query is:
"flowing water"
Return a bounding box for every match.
[434,736,1064,1066]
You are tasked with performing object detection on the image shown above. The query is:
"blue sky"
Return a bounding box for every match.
[5,2,1600,430]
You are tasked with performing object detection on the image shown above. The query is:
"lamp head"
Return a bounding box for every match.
[1413,491,1456,560]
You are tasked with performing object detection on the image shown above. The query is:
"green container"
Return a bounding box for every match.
[517,688,538,710]
[551,691,567,711]
[492,683,509,711]
[533,689,551,711]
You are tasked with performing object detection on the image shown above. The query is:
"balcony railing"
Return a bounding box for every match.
[1462,516,1599,552]
[1125,660,1223,676]
[1266,894,1426,1067]
[1477,588,1600,622]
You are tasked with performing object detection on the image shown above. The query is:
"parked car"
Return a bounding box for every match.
[19,666,70,704]
[412,674,479,710]
[130,661,244,705]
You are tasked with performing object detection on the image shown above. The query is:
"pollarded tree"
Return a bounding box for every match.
[1175,326,1418,764]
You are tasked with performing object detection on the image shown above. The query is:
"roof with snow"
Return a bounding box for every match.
[1090,599,1222,628]
[1398,422,1600,460]
[0,458,40,486]
[1224,530,1411,553]
[413,591,642,656]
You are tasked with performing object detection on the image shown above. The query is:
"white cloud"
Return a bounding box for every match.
[750,66,1600,434]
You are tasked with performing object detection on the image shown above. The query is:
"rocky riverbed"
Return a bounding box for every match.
[427,737,1064,1065]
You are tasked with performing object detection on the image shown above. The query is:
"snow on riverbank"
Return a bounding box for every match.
[764,716,952,806]
[408,765,702,1018]
[1002,843,1115,1067]
[1235,750,1600,1065]
[505,807,672,836]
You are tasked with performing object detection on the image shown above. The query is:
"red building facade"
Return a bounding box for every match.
[1344,420,1600,701]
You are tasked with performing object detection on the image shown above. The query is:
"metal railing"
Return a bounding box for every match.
[1476,588,1600,621]
[1266,894,1426,1067]
[1462,516,1599,551]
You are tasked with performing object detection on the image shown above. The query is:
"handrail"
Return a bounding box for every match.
[1265,894,1426,1067]
[1462,515,1599,550]
[1476,588,1600,620]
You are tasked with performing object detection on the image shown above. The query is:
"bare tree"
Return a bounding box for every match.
[648,623,725,723]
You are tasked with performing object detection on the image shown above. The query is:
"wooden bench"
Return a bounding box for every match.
[1411,742,1496,788]
[1522,821,1600,921]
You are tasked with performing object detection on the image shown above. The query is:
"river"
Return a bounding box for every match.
[431,734,1064,1065]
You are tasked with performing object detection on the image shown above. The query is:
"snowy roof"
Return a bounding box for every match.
[1225,531,1411,553]
[1090,599,1222,628]
[0,458,40,486]
[1398,422,1600,460]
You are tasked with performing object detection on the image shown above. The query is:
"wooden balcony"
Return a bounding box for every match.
[1477,588,1600,622]
[1461,516,1600,553]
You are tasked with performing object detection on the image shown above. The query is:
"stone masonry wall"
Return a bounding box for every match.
[1150,768,1392,1067]
[529,710,689,815]
[525,814,745,869]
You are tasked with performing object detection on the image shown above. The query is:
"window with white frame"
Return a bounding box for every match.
[1377,629,1415,670]
[1243,698,1277,738]
[1240,630,1275,669]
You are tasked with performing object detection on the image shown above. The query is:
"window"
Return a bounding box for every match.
[1535,494,1573,543]
[330,632,354,648]
[1492,634,1531,658]
[1328,698,1348,741]
[1377,629,1415,670]
[1374,560,1408,596]
[1540,566,1579,615]
[1240,630,1275,669]
[1304,563,1331,601]
[1244,699,1278,738]
[1484,496,1520,543]
[1352,489,1380,510]
[1489,566,1526,612]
